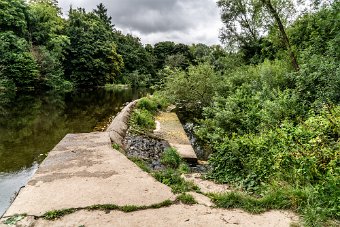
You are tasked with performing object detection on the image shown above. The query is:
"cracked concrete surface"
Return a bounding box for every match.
[3,132,174,217]
[5,204,299,227]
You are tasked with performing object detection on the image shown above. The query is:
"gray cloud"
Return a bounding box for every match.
[58,0,223,45]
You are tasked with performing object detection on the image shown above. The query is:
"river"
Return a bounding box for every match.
[0,87,146,217]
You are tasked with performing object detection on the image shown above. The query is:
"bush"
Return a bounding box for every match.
[137,97,158,113]
[160,63,219,114]
[161,148,182,169]
[130,109,155,132]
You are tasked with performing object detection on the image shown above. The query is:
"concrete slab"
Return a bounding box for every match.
[10,204,299,227]
[3,132,174,217]
[154,112,197,162]
[182,173,230,194]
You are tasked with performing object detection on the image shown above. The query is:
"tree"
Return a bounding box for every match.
[217,0,300,70]
[112,31,155,77]
[93,3,113,29]
[65,8,123,87]
[153,41,176,70]
[0,32,38,88]
[260,0,299,70]
[27,0,65,46]
[0,0,29,37]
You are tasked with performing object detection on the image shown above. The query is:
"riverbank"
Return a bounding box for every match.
[2,98,300,226]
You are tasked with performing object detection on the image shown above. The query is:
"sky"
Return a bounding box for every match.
[58,0,223,45]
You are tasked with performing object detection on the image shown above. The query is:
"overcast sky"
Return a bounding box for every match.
[58,0,223,45]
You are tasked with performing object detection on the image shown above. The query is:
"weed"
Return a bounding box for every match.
[2,214,26,225]
[87,204,119,211]
[128,157,151,173]
[130,109,155,132]
[161,148,182,169]
[43,208,77,220]
[120,205,141,212]
[153,169,199,193]
[112,143,121,150]
[177,194,197,205]
[149,200,173,209]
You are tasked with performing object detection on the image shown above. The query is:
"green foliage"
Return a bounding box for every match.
[27,0,65,46]
[161,148,182,169]
[177,194,197,205]
[2,214,26,225]
[130,109,155,132]
[112,32,155,80]
[129,96,169,133]
[160,63,219,114]
[65,8,123,87]
[137,97,158,113]
[0,31,38,88]
[31,46,73,90]
[128,157,151,173]
[43,208,77,220]
[153,168,199,194]
[210,181,340,226]
[112,143,121,150]
[0,0,28,37]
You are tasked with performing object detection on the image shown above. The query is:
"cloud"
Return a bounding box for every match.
[58,0,223,45]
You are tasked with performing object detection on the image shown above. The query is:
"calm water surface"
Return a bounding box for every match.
[0,87,146,217]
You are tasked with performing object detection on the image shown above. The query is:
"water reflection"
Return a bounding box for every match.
[0,87,147,216]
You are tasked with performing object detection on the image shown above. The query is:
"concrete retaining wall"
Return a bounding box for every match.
[106,100,138,146]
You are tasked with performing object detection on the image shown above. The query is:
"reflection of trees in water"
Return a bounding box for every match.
[0,88,146,173]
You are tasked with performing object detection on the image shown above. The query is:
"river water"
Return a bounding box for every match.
[0,87,146,217]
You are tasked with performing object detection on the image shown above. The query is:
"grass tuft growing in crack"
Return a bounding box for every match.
[177,194,197,205]
[2,214,27,225]
[43,208,77,220]
[36,200,175,221]
[128,157,151,173]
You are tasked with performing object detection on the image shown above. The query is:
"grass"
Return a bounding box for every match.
[128,157,151,173]
[43,208,77,220]
[36,200,174,221]
[130,109,156,132]
[2,214,26,225]
[161,147,182,169]
[177,194,197,205]
[153,168,200,194]
[111,143,121,150]
[208,185,340,227]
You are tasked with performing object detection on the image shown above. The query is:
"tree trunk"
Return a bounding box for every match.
[262,0,300,71]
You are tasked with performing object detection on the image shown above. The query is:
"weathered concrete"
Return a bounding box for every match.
[3,132,174,217]
[154,112,197,162]
[106,100,137,146]
[182,173,230,194]
[9,205,299,227]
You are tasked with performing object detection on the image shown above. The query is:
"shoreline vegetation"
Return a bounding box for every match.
[1,0,339,226]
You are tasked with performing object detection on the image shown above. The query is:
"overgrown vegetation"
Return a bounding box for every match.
[176,193,197,205]
[129,95,168,133]
[157,1,339,225]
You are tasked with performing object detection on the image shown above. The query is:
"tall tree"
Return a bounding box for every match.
[0,0,29,37]
[260,0,299,70]
[218,0,300,70]
[93,3,113,29]
[65,8,123,87]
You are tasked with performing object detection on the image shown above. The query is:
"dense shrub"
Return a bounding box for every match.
[130,109,155,132]
[161,148,182,169]
[160,63,219,114]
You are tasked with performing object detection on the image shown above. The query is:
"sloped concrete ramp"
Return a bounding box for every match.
[154,112,197,162]
[4,132,174,217]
